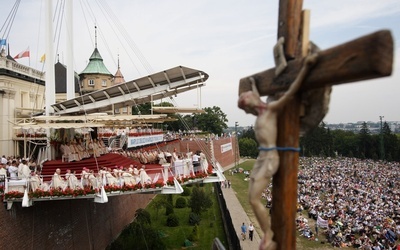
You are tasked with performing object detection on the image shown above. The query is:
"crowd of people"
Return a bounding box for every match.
[1,155,155,192]
[45,165,154,192]
[294,157,400,249]
[1,146,211,194]
[1,155,37,179]
[115,148,210,177]
[59,138,108,162]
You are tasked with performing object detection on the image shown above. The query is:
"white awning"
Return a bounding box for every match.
[152,107,205,114]
[51,65,209,115]
[13,123,106,130]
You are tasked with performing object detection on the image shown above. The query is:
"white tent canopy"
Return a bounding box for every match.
[152,107,205,114]
[51,65,208,115]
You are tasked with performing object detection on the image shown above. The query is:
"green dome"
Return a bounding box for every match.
[80,48,113,76]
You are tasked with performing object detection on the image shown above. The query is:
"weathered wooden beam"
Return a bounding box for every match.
[239,30,393,96]
[270,2,304,250]
[277,0,304,59]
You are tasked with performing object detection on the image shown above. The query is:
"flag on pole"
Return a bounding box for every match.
[14,47,30,59]
[40,54,46,63]
[0,39,6,46]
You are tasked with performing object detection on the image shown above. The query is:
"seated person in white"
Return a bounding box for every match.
[88,170,98,189]
[139,166,152,186]
[81,167,90,187]
[132,167,140,184]
[52,168,67,190]
[105,168,118,186]
[99,167,108,186]
[158,151,167,164]
[29,171,42,191]
[122,170,136,186]
[65,169,80,189]
[77,138,90,159]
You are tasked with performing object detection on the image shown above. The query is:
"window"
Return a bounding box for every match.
[102,79,107,87]
[88,79,95,86]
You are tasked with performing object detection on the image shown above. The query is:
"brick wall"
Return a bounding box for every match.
[0,194,154,250]
[177,137,238,168]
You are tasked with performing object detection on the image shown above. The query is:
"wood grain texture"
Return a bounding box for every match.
[277,0,304,59]
[238,30,394,96]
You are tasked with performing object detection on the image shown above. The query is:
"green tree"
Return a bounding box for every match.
[238,137,258,158]
[132,103,152,115]
[331,129,358,157]
[240,127,256,141]
[382,122,399,161]
[194,106,228,134]
[135,208,151,225]
[149,197,165,219]
[358,121,375,159]
[108,209,166,250]
[188,185,213,214]
[300,122,333,157]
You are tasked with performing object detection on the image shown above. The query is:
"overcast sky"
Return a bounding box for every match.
[1,0,399,127]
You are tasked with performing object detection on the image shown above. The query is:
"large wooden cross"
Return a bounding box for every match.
[238,1,393,249]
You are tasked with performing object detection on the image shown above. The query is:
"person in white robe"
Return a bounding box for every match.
[199,151,209,174]
[0,163,7,177]
[29,171,42,191]
[139,167,152,186]
[81,168,90,187]
[52,168,67,190]
[8,161,19,180]
[105,168,118,186]
[122,170,136,186]
[133,167,140,184]
[19,160,31,179]
[174,156,184,179]
[65,169,80,189]
[184,153,192,176]
[88,170,98,188]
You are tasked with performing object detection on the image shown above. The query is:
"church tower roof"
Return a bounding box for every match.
[113,55,125,85]
[80,47,113,76]
[79,26,112,76]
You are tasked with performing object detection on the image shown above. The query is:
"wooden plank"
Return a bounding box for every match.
[301,10,310,56]
[271,1,304,249]
[271,95,301,250]
[239,30,393,96]
[277,0,304,59]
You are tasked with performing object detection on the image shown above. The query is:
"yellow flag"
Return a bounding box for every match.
[40,54,46,63]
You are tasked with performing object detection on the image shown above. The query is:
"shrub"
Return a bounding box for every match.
[165,202,174,216]
[181,187,191,196]
[187,225,199,242]
[175,197,187,208]
[166,213,179,227]
[189,212,201,226]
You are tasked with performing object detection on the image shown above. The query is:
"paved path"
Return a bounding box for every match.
[222,160,261,250]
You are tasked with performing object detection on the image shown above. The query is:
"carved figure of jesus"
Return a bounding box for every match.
[237,54,317,250]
